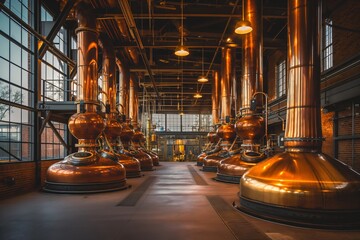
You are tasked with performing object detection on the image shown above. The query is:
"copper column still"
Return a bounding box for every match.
[197,70,221,166]
[237,0,360,228]
[120,74,153,171]
[44,2,126,193]
[202,47,237,172]
[216,0,265,183]
[98,35,141,178]
[130,73,159,166]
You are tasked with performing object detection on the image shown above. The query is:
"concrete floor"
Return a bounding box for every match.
[1,162,359,240]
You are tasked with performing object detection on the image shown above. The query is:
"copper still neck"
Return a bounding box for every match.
[68,2,104,150]
[241,0,263,113]
[220,47,234,120]
[116,60,130,117]
[235,0,264,144]
[284,0,322,152]
[99,36,116,115]
[211,70,220,125]
[129,74,138,126]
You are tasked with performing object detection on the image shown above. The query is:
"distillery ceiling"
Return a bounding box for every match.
[45,0,288,114]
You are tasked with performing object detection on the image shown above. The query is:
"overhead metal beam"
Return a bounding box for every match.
[117,0,160,98]
[98,13,287,19]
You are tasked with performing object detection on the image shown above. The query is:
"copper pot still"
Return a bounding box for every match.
[216,124,236,142]
[237,0,360,229]
[44,1,126,193]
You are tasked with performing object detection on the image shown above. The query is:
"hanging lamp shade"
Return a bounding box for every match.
[175,45,190,57]
[234,19,253,34]
[193,92,203,98]
[197,76,208,83]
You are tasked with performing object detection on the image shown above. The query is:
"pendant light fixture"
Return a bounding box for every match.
[234,0,253,34]
[197,48,208,83]
[193,83,203,98]
[174,0,189,57]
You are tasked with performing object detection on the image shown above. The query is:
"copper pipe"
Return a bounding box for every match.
[211,70,220,125]
[116,60,130,116]
[220,47,234,119]
[241,0,263,112]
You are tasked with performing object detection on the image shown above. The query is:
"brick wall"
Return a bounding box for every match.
[335,102,360,172]
[0,160,60,200]
[321,110,334,157]
[331,1,360,66]
[267,50,286,102]
[0,162,36,200]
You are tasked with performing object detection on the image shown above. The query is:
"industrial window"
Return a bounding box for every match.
[323,19,333,71]
[200,114,212,132]
[40,6,68,160]
[166,114,181,131]
[0,0,34,163]
[153,113,166,132]
[276,60,286,98]
[182,114,199,132]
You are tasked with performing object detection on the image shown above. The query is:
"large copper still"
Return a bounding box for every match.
[129,75,160,166]
[98,35,141,178]
[237,0,360,228]
[196,70,221,166]
[216,0,266,183]
[44,2,126,193]
[119,74,153,171]
[202,47,237,172]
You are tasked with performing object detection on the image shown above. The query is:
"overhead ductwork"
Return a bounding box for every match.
[44,1,127,193]
[237,0,360,229]
[216,0,265,183]
[202,47,237,172]
[98,35,141,178]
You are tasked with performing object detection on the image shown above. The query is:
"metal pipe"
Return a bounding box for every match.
[211,70,220,124]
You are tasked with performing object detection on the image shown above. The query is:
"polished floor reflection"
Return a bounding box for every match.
[0,162,359,240]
